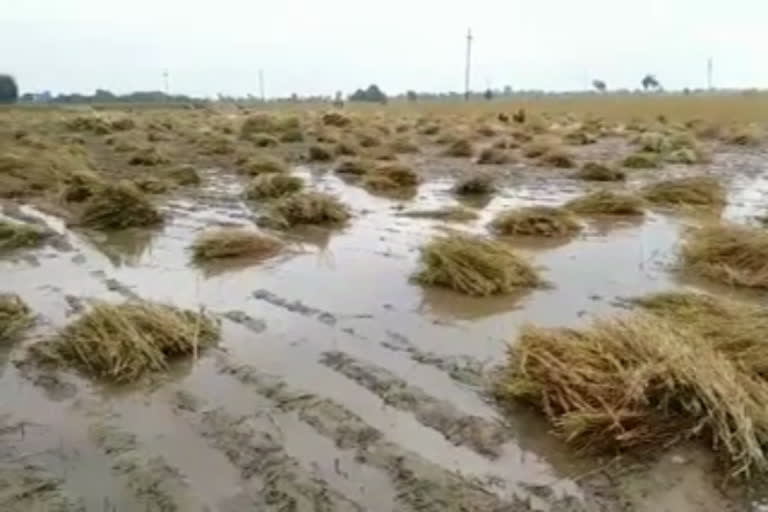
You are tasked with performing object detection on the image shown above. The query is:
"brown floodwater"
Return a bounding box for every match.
[1,147,768,511]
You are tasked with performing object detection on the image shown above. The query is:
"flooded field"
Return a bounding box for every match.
[1,105,768,511]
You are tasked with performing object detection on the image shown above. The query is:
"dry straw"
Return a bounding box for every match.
[497,291,768,477]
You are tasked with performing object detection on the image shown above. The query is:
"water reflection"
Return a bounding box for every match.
[86,227,161,267]
[418,285,532,321]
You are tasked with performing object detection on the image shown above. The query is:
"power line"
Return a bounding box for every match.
[464,28,472,101]
[162,69,169,95]
[258,69,265,102]
[707,57,713,90]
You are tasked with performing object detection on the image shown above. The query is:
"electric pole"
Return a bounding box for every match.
[707,57,713,90]
[162,69,169,95]
[258,69,265,102]
[464,28,472,101]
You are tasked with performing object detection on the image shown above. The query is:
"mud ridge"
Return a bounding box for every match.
[221,310,267,333]
[216,359,547,511]
[90,422,202,512]
[382,330,490,387]
[320,350,511,458]
[0,419,85,511]
[252,289,338,325]
[195,407,367,512]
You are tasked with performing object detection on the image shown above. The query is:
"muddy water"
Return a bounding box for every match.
[1,149,767,511]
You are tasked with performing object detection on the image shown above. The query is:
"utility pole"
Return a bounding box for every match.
[707,57,713,90]
[258,69,265,102]
[464,28,472,101]
[162,69,169,95]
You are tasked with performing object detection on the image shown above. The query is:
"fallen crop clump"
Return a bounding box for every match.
[724,125,763,146]
[308,145,334,162]
[444,138,474,157]
[245,174,303,199]
[477,147,510,165]
[128,146,169,166]
[166,164,201,186]
[363,164,419,191]
[249,133,279,147]
[240,113,278,138]
[538,147,575,168]
[191,228,283,261]
[133,177,169,195]
[623,151,660,169]
[0,220,47,250]
[563,129,597,145]
[238,156,288,175]
[575,162,625,182]
[643,176,725,207]
[522,141,553,159]
[413,233,540,296]
[496,291,768,476]
[453,173,495,195]
[0,294,32,343]
[334,158,370,176]
[321,112,351,127]
[681,223,768,288]
[30,301,220,383]
[66,115,111,135]
[62,171,104,202]
[491,206,581,237]
[262,192,350,229]
[80,181,162,230]
[565,190,645,216]
[389,137,419,154]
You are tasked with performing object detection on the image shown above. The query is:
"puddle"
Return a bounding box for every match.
[1,144,767,511]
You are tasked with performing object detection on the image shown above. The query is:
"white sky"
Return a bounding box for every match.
[2,0,766,97]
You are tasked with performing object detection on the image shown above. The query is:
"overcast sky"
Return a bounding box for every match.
[2,0,766,98]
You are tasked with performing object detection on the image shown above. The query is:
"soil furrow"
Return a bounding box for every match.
[216,358,554,511]
[89,422,205,512]
[194,407,367,512]
[319,350,511,458]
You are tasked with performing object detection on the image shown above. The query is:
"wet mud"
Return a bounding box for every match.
[319,350,509,458]
[0,122,765,511]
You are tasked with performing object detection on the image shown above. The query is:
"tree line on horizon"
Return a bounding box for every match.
[0,74,759,106]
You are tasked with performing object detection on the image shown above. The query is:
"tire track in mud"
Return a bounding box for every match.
[89,422,205,512]
[176,399,368,512]
[319,350,511,458]
[215,358,560,512]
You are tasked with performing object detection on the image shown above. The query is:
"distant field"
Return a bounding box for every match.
[376,93,768,123]
[8,91,768,123]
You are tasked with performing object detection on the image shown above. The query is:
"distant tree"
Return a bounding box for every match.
[641,74,661,91]
[0,74,19,104]
[483,89,493,101]
[503,85,513,96]
[19,92,35,102]
[592,79,607,92]
[349,84,387,104]
[93,88,115,102]
[406,90,418,102]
